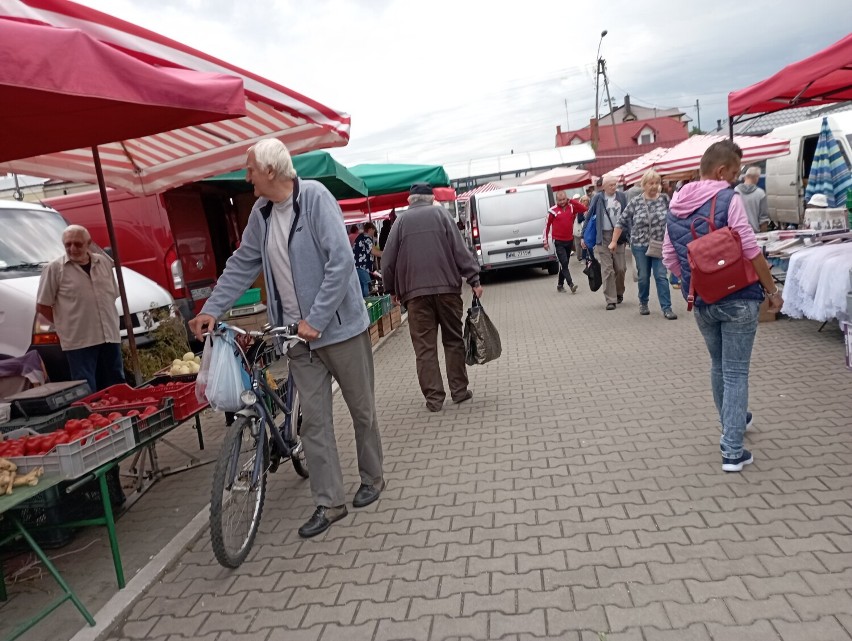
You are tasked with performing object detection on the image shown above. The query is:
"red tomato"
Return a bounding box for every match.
[107,412,123,422]
[53,432,71,445]
[79,419,93,430]
[140,405,158,418]
[65,418,82,432]
[142,396,156,403]
[94,430,111,441]
[107,396,119,404]
[125,409,140,417]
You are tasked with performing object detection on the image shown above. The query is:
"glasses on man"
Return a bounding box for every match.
[64,241,86,248]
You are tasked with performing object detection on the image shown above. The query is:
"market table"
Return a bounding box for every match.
[0,474,96,641]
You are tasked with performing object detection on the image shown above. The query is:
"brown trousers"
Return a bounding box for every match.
[406,293,469,406]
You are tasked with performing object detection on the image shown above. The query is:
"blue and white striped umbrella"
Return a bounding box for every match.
[804,117,852,208]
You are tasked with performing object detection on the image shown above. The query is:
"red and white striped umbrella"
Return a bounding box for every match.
[0,0,351,195]
[456,182,504,202]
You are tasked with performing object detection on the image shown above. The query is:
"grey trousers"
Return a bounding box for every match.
[597,230,627,304]
[287,330,384,508]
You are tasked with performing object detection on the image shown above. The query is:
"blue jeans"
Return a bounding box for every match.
[694,299,760,458]
[356,267,371,297]
[65,342,125,392]
[631,246,672,311]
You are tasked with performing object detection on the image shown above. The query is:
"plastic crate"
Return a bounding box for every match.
[7,381,91,418]
[233,287,261,308]
[77,382,203,423]
[128,398,175,444]
[365,299,382,324]
[0,405,94,436]
[7,417,135,480]
[0,467,125,549]
[0,402,10,425]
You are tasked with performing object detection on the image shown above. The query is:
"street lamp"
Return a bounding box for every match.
[593,30,608,150]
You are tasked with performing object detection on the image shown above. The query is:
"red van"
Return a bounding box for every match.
[45,185,239,322]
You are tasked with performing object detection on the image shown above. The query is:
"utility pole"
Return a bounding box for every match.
[600,58,620,148]
[695,99,701,133]
[564,98,570,130]
[593,30,607,150]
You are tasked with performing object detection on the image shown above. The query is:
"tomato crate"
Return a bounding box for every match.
[139,380,207,421]
[0,406,93,436]
[5,417,135,480]
[128,398,175,444]
[76,381,205,423]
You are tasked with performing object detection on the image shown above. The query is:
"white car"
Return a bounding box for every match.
[0,199,175,381]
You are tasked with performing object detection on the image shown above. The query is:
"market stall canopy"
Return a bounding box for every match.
[445,144,595,182]
[205,150,368,199]
[0,0,351,195]
[609,148,669,185]
[728,34,852,120]
[456,183,504,202]
[0,20,245,163]
[339,187,457,214]
[521,167,593,190]
[617,136,789,184]
[349,163,451,196]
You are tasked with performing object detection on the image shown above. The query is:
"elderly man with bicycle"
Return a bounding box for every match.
[190,138,384,539]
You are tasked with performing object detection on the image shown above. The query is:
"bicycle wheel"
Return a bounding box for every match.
[210,416,268,568]
[289,390,309,479]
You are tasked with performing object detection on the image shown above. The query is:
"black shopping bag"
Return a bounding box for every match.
[463,297,502,366]
[583,257,602,292]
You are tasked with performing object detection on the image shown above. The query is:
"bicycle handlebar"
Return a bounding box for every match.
[203,321,304,342]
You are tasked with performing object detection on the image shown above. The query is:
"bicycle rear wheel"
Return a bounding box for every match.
[210,416,267,568]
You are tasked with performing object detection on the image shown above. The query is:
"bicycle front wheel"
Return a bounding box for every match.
[210,416,268,568]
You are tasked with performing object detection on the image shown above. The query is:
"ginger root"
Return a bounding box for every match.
[0,457,17,473]
[12,467,44,487]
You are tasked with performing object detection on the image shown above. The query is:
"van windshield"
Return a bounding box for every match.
[477,190,549,226]
[0,206,66,269]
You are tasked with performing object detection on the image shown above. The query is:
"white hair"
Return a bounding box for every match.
[602,174,618,186]
[248,138,297,179]
[408,194,434,206]
[745,166,761,178]
[63,224,91,241]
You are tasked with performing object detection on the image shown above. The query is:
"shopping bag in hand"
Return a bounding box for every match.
[464,297,502,366]
[583,257,602,292]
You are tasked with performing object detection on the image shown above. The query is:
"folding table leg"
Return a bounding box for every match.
[98,471,125,589]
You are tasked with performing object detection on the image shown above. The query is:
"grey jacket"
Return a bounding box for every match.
[584,191,628,245]
[201,178,369,349]
[734,183,769,232]
[382,202,480,304]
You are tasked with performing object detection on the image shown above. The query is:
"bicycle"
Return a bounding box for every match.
[206,321,308,568]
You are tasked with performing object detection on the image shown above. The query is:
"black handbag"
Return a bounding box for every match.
[583,257,602,291]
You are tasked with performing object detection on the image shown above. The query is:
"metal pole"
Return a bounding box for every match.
[602,60,620,148]
[593,30,608,151]
[92,146,142,385]
[695,99,701,133]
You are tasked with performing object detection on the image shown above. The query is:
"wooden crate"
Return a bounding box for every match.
[389,306,402,329]
[378,314,393,337]
[369,323,380,346]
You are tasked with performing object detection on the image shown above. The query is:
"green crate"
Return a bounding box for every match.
[233,287,261,308]
[365,300,382,324]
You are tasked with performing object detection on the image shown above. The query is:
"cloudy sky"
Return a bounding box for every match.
[47,1,852,167]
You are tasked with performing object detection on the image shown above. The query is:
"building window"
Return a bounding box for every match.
[638,127,655,145]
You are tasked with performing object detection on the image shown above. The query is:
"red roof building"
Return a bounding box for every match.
[557,99,690,178]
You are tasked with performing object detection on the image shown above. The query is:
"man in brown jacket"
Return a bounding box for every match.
[382,183,484,412]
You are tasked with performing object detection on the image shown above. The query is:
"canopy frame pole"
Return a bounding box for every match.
[92,146,142,385]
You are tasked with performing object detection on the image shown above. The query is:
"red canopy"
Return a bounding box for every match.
[0,0,351,195]
[728,34,852,118]
[339,187,457,213]
[0,19,245,162]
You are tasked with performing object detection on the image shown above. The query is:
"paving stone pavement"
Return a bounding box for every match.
[7,264,852,641]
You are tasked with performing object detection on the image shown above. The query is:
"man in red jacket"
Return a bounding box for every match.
[544,191,587,293]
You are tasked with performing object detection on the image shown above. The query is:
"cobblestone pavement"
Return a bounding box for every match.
[8,263,852,641]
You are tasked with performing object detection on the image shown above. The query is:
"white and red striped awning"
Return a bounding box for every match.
[610,148,669,185]
[617,136,790,185]
[0,0,351,195]
[456,182,504,202]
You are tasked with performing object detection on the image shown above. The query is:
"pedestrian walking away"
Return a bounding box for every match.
[610,169,677,319]
[544,190,586,293]
[382,183,483,413]
[36,224,125,392]
[663,140,782,473]
[189,138,384,538]
[353,222,382,297]
[582,174,627,310]
[735,165,770,232]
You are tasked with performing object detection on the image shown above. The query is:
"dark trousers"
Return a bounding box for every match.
[406,294,469,406]
[554,240,575,287]
[65,342,125,392]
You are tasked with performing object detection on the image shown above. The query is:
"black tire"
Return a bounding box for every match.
[547,262,559,275]
[289,391,309,479]
[210,416,267,568]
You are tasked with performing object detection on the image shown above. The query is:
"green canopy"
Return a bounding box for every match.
[348,163,450,196]
[205,150,368,199]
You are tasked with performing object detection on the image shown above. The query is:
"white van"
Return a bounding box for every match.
[0,200,175,381]
[765,110,852,225]
[467,184,558,274]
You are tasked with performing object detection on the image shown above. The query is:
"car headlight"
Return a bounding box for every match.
[240,390,257,406]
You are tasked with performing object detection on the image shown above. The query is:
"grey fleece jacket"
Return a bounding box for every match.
[200,178,369,349]
[734,183,769,232]
[381,203,480,305]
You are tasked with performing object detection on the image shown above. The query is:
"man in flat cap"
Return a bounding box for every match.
[382,183,483,412]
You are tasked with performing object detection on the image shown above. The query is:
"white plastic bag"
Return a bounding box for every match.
[194,333,213,405]
[199,327,247,412]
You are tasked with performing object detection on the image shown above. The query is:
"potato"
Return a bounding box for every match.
[188,361,200,373]
[177,365,191,375]
[172,359,183,366]
[193,356,201,364]
[183,352,195,362]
